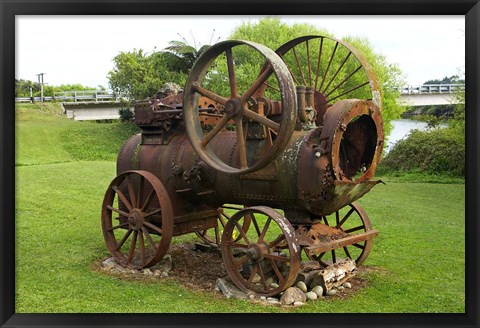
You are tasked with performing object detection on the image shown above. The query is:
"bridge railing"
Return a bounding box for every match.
[400,84,464,94]
[15,90,122,103]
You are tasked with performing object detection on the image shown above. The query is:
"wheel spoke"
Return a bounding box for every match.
[314,37,324,90]
[324,65,362,98]
[306,40,312,86]
[352,243,365,250]
[233,255,249,269]
[201,114,230,147]
[292,46,306,85]
[137,175,144,210]
[225,47,238,98]
[229,242,248,249]
[144,208,161,218]
[256,263,269,290]
[219,214,227,228]
[269,233,286,248]
[112,186,132,211]
[344,225,365,233]
[322,52,352,93]
[138,230,145,265]
[108,222,129,231]
[343,246,351,258]
[331,249,337,263]
[326,81,370,103]
[243,109,280,131]
[269,258,285,284]
[234,117,248,170]
[192,82,228,105]
[143,221,163,235]
[246,264,259,285]
[263,81,280,93]
[214,224,221,244]
[141,189,155,212]
[263,252,289,262]
[240,66,273,102]
[251,214,262,237]
[125,175,137,208]
[127,231,138,264]
[233,219,250,244]
[319,41,339,92]
[258,217,272,244]
[338,208,355,227]
[141,226,156,249]
[115,229,133,251]
[107,205,129,218]
[323,215,330,227]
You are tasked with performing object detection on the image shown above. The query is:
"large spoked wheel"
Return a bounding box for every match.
[195,205,252,247]
[260,35,381,124]
[305,202,373,268]
[221,206,301,297]
[101,170,173,269]
[183,40,297,174]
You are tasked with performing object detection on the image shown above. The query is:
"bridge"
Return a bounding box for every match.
[398,84,463,106]
[15,84,464,121]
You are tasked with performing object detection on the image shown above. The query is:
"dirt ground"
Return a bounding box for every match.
[96,242,381,301]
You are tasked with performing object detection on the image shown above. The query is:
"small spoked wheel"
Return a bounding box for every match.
[221,206,301,297]
[183,40,297,174]
[195,205,252,247]
[101,170,173,269]
[304,202,373,267]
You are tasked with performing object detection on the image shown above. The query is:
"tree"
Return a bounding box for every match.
[423,75,465,85]
[162,40,210,74]
[107,49,187,100]
[218,17,406,137]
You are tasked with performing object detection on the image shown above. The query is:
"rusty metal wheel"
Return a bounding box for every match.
[183,40,297,174]
[304,202,373,267]
[221,206,301,297]
[101,170,173,269]
[260,35,381,125]
[195,205,252,247]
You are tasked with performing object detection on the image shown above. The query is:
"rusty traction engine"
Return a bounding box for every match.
[101,35,384,296]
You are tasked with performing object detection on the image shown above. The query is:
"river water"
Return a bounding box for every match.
[385,119,447,153]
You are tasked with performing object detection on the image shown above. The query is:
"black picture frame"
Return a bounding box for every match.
[1,1,479,327]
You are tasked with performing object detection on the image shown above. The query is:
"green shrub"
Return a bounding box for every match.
[379,126,464,177]
[119,107,134,122]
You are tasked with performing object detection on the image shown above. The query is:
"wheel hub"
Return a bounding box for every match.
[246,243,268,262]
[128,209,144,231]
[223,98,243,117]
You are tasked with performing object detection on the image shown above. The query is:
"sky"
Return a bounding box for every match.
[16,16,465,89]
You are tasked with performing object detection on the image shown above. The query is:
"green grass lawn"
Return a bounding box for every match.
[14,103,465,313]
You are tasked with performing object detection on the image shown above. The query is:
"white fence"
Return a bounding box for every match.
[15,90,119,103]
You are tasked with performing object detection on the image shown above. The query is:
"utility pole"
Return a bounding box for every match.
[36,73,45,102]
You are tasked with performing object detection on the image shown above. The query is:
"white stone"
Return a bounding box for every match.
[296,281,308,293]
[305,291,318,301]
[311,286,324,297]
[142,268,152,275]
[326,289,337,296]
[343,282,352,289]
[161,271,169,278]
[260,296,267,301]
[293,301,305,306]
[101,257,117,268]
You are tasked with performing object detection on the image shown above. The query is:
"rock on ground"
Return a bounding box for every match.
[215,278,248,299]
[280,287,307,305]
